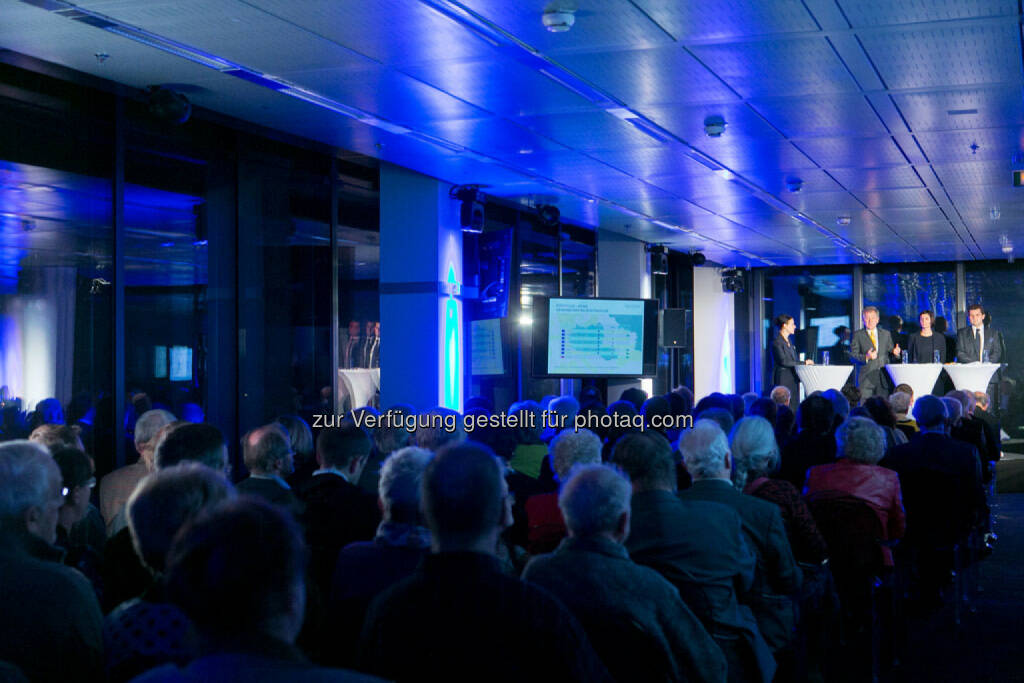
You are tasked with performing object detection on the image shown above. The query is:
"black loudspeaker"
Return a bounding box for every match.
[660,309,690,348]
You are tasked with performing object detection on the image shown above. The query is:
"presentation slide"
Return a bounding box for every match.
[810,316,850,348]
[471,318,504,375]
[169,346,192,382]
[154,346,167,379]
[547,298,644,376]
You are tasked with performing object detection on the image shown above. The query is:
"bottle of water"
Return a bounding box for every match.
[902,350,909,364]
[822,350,830,366]
[934,349,941,364]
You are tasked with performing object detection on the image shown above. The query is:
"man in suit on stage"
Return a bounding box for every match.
[956,304,1005,411]
[849,306,900,400]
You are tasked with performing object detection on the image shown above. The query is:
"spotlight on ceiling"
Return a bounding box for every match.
[836,215,852,226]
[690,251,707,267]
[537,204,561,229]
[786,177,803,193]
[450,185,485,233]
[646,244,669,275]
[542,8,576,32]
[703,115,727,137]
[721,268,745,293]
[146,86,191,125]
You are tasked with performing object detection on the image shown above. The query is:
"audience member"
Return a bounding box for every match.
[327,447,433,667]
[153,423,229,474]
[774,404,796,447]
[524,464,727,683]
[730,417,827,565]
[414,407,465,452]
[611,432,774,682]
[642,395,673,443]
[299,425,381,590]
[770,386,791,409]
[972,391,1002,464]
[52,446,104,596]
[823,388,850,427]
[541,395,580,443]
[696,406,735,437]
[134,498,380,682]
[841,385,862,410]
[777,395,836,489]
[742,392,759,415]
[863,396,908,450]
[238,424,302,516]
[359,442,610,682]
[805,417,905,567]
[601,400,642,462]
[104,464,233,682]
[620,387,647,412]
[276,415,315,490]
[946,390,996,470]
[524,428,602,554]
[100,409,174,537]
[680,421,802,655]
[0,441,103,682]
[28,422,85,452]
[356,404,413,495]
[748,397,778,426]
[889,392,917,440]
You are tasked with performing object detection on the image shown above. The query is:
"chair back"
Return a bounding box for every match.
[808,496,884,583]
[574,609,673,682]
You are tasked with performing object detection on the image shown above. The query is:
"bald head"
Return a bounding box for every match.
[422,442,509,552]
[243,424,293,477]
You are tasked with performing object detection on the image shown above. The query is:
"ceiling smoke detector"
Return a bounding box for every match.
[542,9,576,32]
[703,115,727,137]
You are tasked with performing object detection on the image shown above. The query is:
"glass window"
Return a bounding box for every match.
[864,264,956,352]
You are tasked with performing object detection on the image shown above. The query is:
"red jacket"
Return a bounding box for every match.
[804,459,906,566]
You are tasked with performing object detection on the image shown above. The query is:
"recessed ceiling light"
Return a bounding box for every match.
[714,169,735,181]
[836,216,851,226]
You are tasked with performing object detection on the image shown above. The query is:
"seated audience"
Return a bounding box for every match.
[770,385,791,409]
[134,498,380,682]
[681,421,802,656]
[359,442,610,682]
[327,447,433,667]
[695,407,735,437]
[841,385,862,410]
[276,415,315,491]
[299,425,381,590]
[822,388,850,428]
[805,417,906,567]
[730,417,827,565]
[889,392,917,440]
[972,391,1002,464]
[415,406,465,452]
[237,424,303,516]
[104,464,234,682]
[742,392,760,415]
[52,446,104,599]
[611,432,774,683]
[100,409,175,536]
[620,387,647,412]
[540,395,580,443]
[774,404,796,448]
[777,395,836,489]
[642,395,673,443]
[524,428,602,554]
[524,464,727,683]
[28,422,85,452]
[947,390,997,469]
[748,397,778,426]
[863,396,908,450]
[356,404,413,495]
[601,400,642,462]
[0,441,103,682]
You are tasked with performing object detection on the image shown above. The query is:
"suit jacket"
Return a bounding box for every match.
[849,326,897,390]
[625,490,775,682]
[99,462,149,537]
[879,432,987,539]
[680,479,802,652]
[299,473,381,589]
[956,325,1004,363]
[236,476,304,517]
[770,334,800,399]
[973,409,1002,463]
[523,535,727,683]
[906,332,946,364]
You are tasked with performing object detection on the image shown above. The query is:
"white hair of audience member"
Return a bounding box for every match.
[679,419,730,480]
[378,446,433,521]
[835,416,885,465]
[549,428,602,481]
[729,416,780,489]
[548,395,580,422]
[127,462,235,573]
[941,397,963,429]
[0,440,57,529]
[134,409,176,449]
[558,464,631,538]
[770,386,791,406]
[888,392,912,417]
[742,392,759,415]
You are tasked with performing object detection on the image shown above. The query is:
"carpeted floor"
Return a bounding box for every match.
[881,493,1024,682]
[995,453,1024,494]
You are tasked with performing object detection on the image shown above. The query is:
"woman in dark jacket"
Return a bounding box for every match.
[770,315,811,408]
[907,309,946,364]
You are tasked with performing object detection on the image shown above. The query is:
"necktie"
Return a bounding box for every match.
[975,328,981,356]
[869,329,877,350]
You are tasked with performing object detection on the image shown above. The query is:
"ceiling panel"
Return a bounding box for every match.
[630,0,818,41]
[794,136,908,168]
[853,188,938,209]
[515,111,666,152]
[927,160,1009,187]
[553,46,739,107]
[750,94,889,139]
[690,37,860,99]
[829,166,925,191]
[893,86,1024,133]
[692,137,816,172]
[858,22,1021,91]
[914,127,1024,163]
[738,168,846,196]
[587,147,712,180]
[838,0,1017,28]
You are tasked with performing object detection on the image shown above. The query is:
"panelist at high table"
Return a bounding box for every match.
[770,314,813,407]
[849,305,899,399]
[956,303,1005,407]
[906,309,947,364]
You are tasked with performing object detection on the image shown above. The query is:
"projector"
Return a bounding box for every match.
[542,10,575,32]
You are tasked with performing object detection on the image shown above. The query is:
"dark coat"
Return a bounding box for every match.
[625,490,775,682]
[524,535,727,683]
[359,551,612,682]
[770,334,800,405]
[777,430,837,491]
[299,473,381,589]
[680,480,802,652]
[236,476,304,517]
[955,325,1004,363]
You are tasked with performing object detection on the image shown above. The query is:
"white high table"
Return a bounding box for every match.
[886,363,943,407]
[795,365,854,394]
[338,368,381,410]
[943,363,1001,394]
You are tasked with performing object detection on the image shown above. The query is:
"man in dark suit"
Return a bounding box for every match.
[679,420,801,657]
[237,424,303,517]
[849,306,900,399]
[611,432,775,683]
[955,304,1004,364]
[341,320,362,369]
[299,424,381,590]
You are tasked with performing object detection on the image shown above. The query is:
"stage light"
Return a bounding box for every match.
[450,185,485,233]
